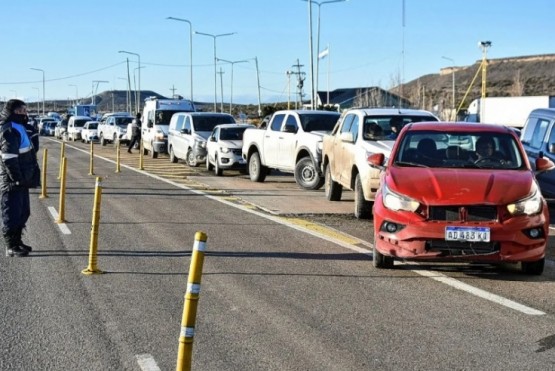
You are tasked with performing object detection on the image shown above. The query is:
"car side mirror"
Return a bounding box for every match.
[284,125,297,133]
[536,157,555,174]
[339,132,354,143]
[368,152,385,167]
[147,120,153,128]
[210,137,216,142]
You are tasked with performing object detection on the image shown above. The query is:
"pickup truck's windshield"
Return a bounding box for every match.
[299,113,340,133]
[115,117,133,127]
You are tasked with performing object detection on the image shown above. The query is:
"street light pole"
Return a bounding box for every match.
[441,56,456,120]
[195,31,236,112]
[167,17,194,103]
[302,0,347,109]
[69,84,78,105]
[119,50,141,113]
[217,58,248,114]
[92,80,109,106]
[30,68,45,116]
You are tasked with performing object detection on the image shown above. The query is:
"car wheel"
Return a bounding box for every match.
[325,163,342,201]
[169,147,178,163]
[521,258,544,275]
[151,149,158,159]
[354,173,372,219]
[294,157,324,190]
[186,148,198,167]
[100,135,106,146]
[214,155,223,176]
[142,143,148,156]
[248,152,267,182]
[372,230,394,269]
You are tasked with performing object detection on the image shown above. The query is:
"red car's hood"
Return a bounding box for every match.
[387,167,535,205]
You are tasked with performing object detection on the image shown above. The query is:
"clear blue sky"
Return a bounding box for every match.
[1,0,553,107]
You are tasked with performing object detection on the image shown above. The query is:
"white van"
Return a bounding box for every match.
[67,115,90,141]
[141,97,195,158]
[167,112,235,166]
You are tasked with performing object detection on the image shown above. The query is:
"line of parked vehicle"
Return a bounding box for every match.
[42,95,555,275]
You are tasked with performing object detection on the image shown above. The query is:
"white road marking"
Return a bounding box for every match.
[47,206,71,234]
[136,354,161,371]
[412,269,546,316]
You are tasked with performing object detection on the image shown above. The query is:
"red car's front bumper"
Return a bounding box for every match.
[373,198,548,263]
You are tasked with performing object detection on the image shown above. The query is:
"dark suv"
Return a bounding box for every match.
[520,108,555,198]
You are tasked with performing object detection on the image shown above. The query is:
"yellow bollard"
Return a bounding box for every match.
[58,142,65,179]
[39,148,48,199]
[116,142,121,173]
[82,177,104,275]
[57,157,67,223]
[139,140,144,170]
[176,231,208,371]
[89,141,95,175]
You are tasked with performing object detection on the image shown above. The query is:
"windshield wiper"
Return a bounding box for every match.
[394,161,429,168]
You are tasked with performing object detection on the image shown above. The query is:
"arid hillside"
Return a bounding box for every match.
[395,53,555,117]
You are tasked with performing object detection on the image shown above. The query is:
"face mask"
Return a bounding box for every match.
[12,114,28,125]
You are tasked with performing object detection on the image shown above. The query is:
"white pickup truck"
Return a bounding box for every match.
[242,110,340,190]
[98,112,134,146]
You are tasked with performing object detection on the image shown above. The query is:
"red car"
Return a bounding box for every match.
[370,122,554,275]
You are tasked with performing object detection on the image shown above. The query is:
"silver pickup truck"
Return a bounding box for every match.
[242,110,340,190]
[321,108,438,218]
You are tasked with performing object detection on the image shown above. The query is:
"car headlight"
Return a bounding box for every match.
[219,146,230,153]
[382,183,420,212]
[507,189,543,216]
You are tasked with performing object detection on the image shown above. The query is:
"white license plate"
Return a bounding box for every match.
[445,226,490,242]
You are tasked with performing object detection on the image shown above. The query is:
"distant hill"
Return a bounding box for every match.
[395,53,555,115]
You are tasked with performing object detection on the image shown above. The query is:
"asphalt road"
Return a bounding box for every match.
[1,137,555,370]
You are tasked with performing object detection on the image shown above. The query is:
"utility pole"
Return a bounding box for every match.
[290,59,305,109]
[170,85,177,98]
[479,40,492,122]
[217,67,225,113]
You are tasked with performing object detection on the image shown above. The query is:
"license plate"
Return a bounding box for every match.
[445,226,490,242]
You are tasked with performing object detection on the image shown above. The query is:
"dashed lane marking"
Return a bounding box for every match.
[47,206,71,235]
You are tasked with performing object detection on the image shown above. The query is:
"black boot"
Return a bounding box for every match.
[4,231,28,257]
[17,228,32,252]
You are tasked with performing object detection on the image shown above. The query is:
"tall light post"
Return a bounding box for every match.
[217,58,247,114]
[32,87,40,113]
[167,17,194,102]
[441,56,456,120]
[479,41,492,122]
[68,84,78,105]
[30,67,45,116]
[134,66,146,113]
[195,30,236,112]
[119,50,141,112]
[92,80,109,106]
[302,0,348,109]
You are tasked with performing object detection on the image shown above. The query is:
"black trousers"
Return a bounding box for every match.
[1,188,30,235]
[128,135,140,150]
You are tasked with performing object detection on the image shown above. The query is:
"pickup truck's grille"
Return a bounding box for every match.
[428,206,497,222]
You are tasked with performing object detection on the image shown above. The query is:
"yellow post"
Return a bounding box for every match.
[82,177,104,275]
[139,140,144,170]
[58,142,65,179]
[57,157,67,223]
[176,231,208,371]
[116,142,121,173]
[39,148,48,199]
[89,141,95,176]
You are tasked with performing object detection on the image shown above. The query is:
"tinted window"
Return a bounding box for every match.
[364,115,437,137]
[219,127,250,140]
[115,117,133,127]
[271,114,285,131]
[175,115,185,131]
[299,113,339,132]
[529,118,550,149]
[193,115,236,132]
